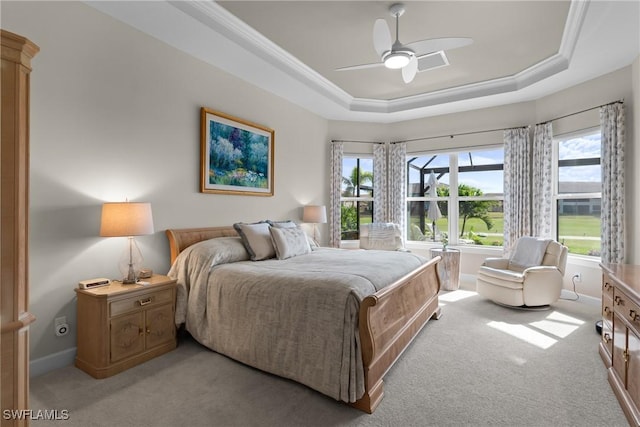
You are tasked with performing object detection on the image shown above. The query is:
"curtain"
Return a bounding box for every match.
[373,143,387,222]
[600,103,625,263]
[503,127,531,256]
[388,142,407,233]
[531,122,554,238]
[329,141,343,248]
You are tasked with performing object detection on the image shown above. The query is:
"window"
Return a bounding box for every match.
[340,157,373,240]
[407,148,504,246]
[554,129,601,256]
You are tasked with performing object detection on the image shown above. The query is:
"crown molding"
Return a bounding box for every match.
[171,0,589,116]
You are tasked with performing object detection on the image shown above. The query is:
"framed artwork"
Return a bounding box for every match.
[200,107,274,196]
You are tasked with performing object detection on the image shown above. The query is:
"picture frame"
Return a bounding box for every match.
[200,107,274,196]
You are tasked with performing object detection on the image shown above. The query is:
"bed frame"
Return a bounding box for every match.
[166,226,442,414]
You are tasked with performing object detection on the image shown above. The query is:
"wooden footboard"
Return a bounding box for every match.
[352,256,442,413]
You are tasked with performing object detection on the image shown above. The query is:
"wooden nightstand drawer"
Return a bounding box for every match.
[109,288,173,317]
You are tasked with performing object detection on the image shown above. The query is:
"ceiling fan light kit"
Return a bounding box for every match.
[383,50,412,69]
[337,2,473,84]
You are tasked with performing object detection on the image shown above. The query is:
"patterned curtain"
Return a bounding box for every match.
[329,141,343,248]
[531,122,554,238]
[373,143,388,222]
[503,127,531,256]
[388,142,407,233]
[600,103,625,263]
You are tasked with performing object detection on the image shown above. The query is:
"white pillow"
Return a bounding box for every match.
[269,226,311,260]
[268,219,318,248]
[233,222,275,261]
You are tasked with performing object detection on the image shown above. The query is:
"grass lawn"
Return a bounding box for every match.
[408,213,600,255]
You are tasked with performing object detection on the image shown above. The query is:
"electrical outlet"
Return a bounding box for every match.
[573,273,582,282]
[54,316,69,337]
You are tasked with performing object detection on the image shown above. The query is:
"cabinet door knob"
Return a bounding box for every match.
[614,296,623,305]
[630,310,640,322]
[603,333,611,343]
[146,328,151,334]
[603,306,611,315]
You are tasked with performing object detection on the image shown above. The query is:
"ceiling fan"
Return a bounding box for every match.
[337,3,473,84]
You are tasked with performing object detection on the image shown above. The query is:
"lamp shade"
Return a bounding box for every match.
[100,202,154,237]
[302,205,327,224]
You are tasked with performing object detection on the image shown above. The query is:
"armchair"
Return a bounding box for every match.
[476,237,568,307]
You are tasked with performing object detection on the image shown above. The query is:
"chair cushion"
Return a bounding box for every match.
[478,266,525,283]
[508,237,551,271]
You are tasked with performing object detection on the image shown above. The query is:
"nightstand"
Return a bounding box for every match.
[75,274,177,378]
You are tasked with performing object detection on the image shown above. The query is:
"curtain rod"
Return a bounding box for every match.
[537,99,624,125]
[331,139,385,145]
[390,126,528,144]
[391,99,624,145]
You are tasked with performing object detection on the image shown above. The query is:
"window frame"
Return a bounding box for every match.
[552,127,602,257]
[340,155,374,241]
[406,144,505,247]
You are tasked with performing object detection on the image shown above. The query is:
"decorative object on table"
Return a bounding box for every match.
[100,202,154,284]
[425,171,442,241]
[200,107,274,196]
[430,247,460,291]
[302,205,327,245]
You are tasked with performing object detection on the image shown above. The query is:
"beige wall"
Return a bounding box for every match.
[3,1,329,362]
[631,55,640,265]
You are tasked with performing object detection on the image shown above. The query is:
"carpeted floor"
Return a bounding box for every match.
[30,281,628,426]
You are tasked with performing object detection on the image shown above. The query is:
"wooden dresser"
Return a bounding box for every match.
[600,263,640,426]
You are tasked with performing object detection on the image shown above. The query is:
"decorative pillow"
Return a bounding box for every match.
[233,222,276,261]
[267,219,318,248]
[267,219,297,228]
[268,226,311,260]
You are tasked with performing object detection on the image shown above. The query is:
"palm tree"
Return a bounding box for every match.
[341,167,373,197]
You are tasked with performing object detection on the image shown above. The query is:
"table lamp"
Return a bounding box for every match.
[100,202,154,284]
[302,205,327,244]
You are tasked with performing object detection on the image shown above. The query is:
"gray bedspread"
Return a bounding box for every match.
[168,237,427,403]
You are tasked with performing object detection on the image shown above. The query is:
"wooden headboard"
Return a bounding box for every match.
[166,226,238,264]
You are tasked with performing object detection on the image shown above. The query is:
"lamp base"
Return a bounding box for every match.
[121,278,138,285]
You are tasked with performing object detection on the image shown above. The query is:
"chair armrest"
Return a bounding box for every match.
[522,266,563,306]
[482,258,509,269]
[522,266,562,275]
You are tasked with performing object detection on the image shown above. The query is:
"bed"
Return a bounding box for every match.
[166,226,441,413]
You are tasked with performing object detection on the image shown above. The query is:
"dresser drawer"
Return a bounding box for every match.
[613,288,640,331]
[109,288,173,317]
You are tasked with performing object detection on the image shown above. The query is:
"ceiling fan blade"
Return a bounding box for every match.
[373,18,392,57]
[405,37,473,56]
[402,56,418,83]
[335,62,384,72]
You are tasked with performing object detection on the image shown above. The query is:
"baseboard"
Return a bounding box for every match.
[30,347,76,378]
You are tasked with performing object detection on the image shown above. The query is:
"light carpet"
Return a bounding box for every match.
[30,282,627,426]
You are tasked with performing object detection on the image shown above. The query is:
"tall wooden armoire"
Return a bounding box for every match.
[1,29,39,427]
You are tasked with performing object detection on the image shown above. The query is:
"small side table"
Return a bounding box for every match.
[430,248,460,291]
